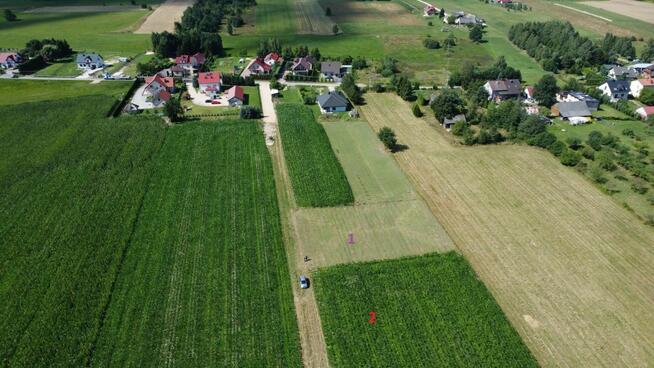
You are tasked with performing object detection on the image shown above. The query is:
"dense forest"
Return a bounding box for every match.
[151,0,253,57]
[508,21,635,73]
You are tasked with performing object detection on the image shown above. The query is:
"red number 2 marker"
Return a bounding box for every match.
[368,311,376,324]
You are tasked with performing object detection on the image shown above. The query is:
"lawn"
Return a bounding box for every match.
[362,93,654,367]
[0,0,164,8]
[314,252,539,367]
[292,120,454,268]
[277,103,354,207]
[33,59,81,77]
[0,79,133,105]
[91,120,302,367]
[0,10,152,55]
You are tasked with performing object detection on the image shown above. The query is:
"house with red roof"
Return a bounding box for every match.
[0,52,22,69]
[226,86,245,106]
[143,75,175,106]
[524,86,535,100]
[247,58,272,75]
[264,52,281,66]
[630,78,654,98]
[636,106,654,121]
[198,71,222,98]
[175,53,206,71]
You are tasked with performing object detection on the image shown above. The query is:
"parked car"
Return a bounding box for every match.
[211,100,221,105]
[299,275,309,289]
[205,99,212,103]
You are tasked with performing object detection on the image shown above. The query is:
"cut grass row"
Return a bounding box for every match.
[277,103,354,207]
[314,252,539,367]
[0,80,133,106]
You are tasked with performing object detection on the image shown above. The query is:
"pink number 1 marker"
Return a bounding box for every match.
[348,232,355,245]
[368,311,376,324]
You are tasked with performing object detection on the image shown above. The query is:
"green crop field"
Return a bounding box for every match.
[92,120,302,367]
[314,252,539,367]
[277,103,354,207]
[0,10,152,55]
[0,79,132,105]
[0,96,166,367]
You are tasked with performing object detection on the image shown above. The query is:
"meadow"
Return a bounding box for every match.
[362,93,654,367]
[0,96,166,366]
[92,120,302,367]
[276,103,354,207]
[0,9,152,55]
[314,252,538,367]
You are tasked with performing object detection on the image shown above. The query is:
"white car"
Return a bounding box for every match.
[299,275,309,289]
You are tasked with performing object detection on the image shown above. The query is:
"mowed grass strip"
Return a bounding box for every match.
[0,96,166,367]
[0,80,133,106]
[91,120,302,367]
[277,103,353,207]
[314,252,539,367]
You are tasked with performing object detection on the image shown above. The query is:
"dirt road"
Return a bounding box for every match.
[135,0,195,34]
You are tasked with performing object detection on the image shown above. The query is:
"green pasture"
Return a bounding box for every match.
[0,79,132,105]
[314,252,539,367]
[33,59,80,76]
[0,0,163,8]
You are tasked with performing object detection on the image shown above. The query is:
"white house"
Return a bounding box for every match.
[246,58,272,75]
[76,53,104,70]
[263,52,281,66]
[198,71,222,98]
[636,106,654,120]
[316,91,348,113]
[598,80,629,102]
[175,53,205,72]
[143,75,174,106]
[630,78,654,98]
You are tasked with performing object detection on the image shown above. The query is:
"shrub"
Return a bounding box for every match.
[566,136,582,150]
[588,164,607,183]
[240,106,261,119]
[412,103,423,117]
[560,149,581,166]
[632,179,649,194]
[548,141,566,157]
[423,38,441,49]
[581,146,595,160]
[378,127,398,151]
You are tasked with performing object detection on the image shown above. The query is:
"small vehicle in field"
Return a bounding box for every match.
[299,275,309,289]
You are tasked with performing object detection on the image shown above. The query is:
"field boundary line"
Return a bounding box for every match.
[554,3,612,21]
[85,131,168,366]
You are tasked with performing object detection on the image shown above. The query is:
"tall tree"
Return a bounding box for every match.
[3,9,17,21]
[430,89,466,122]
[534,74,559,107]
[469,24,484,43]
[642,39,654,63]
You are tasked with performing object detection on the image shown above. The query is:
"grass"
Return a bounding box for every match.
[33,59,80,77]
[255,0,297,35]
[91,120,302,367]
[295,0,336,35]
[277,103,354,207]
[0,0,164,8]
[0,79,132,105]
[362,93,654,367]
[0,96,167,367]
[0,10,152,55]
[293,120,454,267]
[314,252,539,367]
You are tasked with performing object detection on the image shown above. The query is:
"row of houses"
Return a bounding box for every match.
[443,11,486,26]
[243,52,350,81]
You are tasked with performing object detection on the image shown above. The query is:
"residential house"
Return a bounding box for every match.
[443,114,466,129]
[316,91,349,113]
[456,14,480,25]
[556,91,599,112]
[246,58,272,75]
[76,53,104,70]
[143,75,174,106]
[630,78,654,98]
[290,56,314,75]
[424,5,439,16]
[264,52,281,66]
[598,80,630,102]
[198,71,222,98]
[123,103,140,114]
[636,106,654,121]
[484,79,521,101]
[524,86,535,100]
[158,65,185,78]
[495,0,512,3]
[320,61,344,81]
[0,52,22,69]
[175,53,206,72]
[552,101,592,125]
[225,86,245,106]
[608,66,637,80]
[628,63,654,75]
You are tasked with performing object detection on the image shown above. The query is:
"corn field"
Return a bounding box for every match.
[276,103,354,207]
[313,252,539,367]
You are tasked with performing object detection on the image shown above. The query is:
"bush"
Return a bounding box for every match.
[587,130,604,151]
[240,106,261,119]
[581,146,595,160]
[588,164,607,183]
[548,141,566,156]
[412,103,423,117]
[566,137,582,150]
[631,179,649,194]
[303,95,316,105]
[423,38,441,49]
[378,127,398,150]
[560,150,581,166]
[640,88,654,106]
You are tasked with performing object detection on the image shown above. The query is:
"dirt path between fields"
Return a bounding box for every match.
[268,118,330,368]
[135,0,195,34]
[581,0,654,24]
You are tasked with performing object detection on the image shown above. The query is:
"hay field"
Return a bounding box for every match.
[295,0,336,34]
[362,93,654,368]
[581,0,654,24]
[135,0,194,33]
[292,121,453,268]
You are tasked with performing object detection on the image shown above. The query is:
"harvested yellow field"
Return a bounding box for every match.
[581,0,654,24]
[362,93,654,368]
[135,0,195,34]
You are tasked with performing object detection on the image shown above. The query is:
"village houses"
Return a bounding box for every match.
[0,52,22,69]
[630,78,654,98]
[484,79,521,102]
[76,53,104,70]
[143,74,174,106]
[598,80,630,102]
[198,71,222,98]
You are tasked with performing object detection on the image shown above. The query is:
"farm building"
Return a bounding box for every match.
[198,72,222,98]
[317,91,349,113]
[76,53,104,70]
[636,106,654,120]
[556,91,599,112]
[484,79,521,101]
[630,78,654,98]
[552,101,592,125]
[226,86,245,106]
[598,80,630,102]
[0,52,22,69]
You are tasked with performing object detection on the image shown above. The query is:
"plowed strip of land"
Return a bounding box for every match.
[581,0,654,24]
[362,93,654,368]
[135,0,195,34]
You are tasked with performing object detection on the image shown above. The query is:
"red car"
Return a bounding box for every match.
[211,100,221,105]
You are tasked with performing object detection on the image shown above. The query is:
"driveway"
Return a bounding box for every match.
[186,82,229,107]
[257,81,277,146]
[130,85,160,109]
